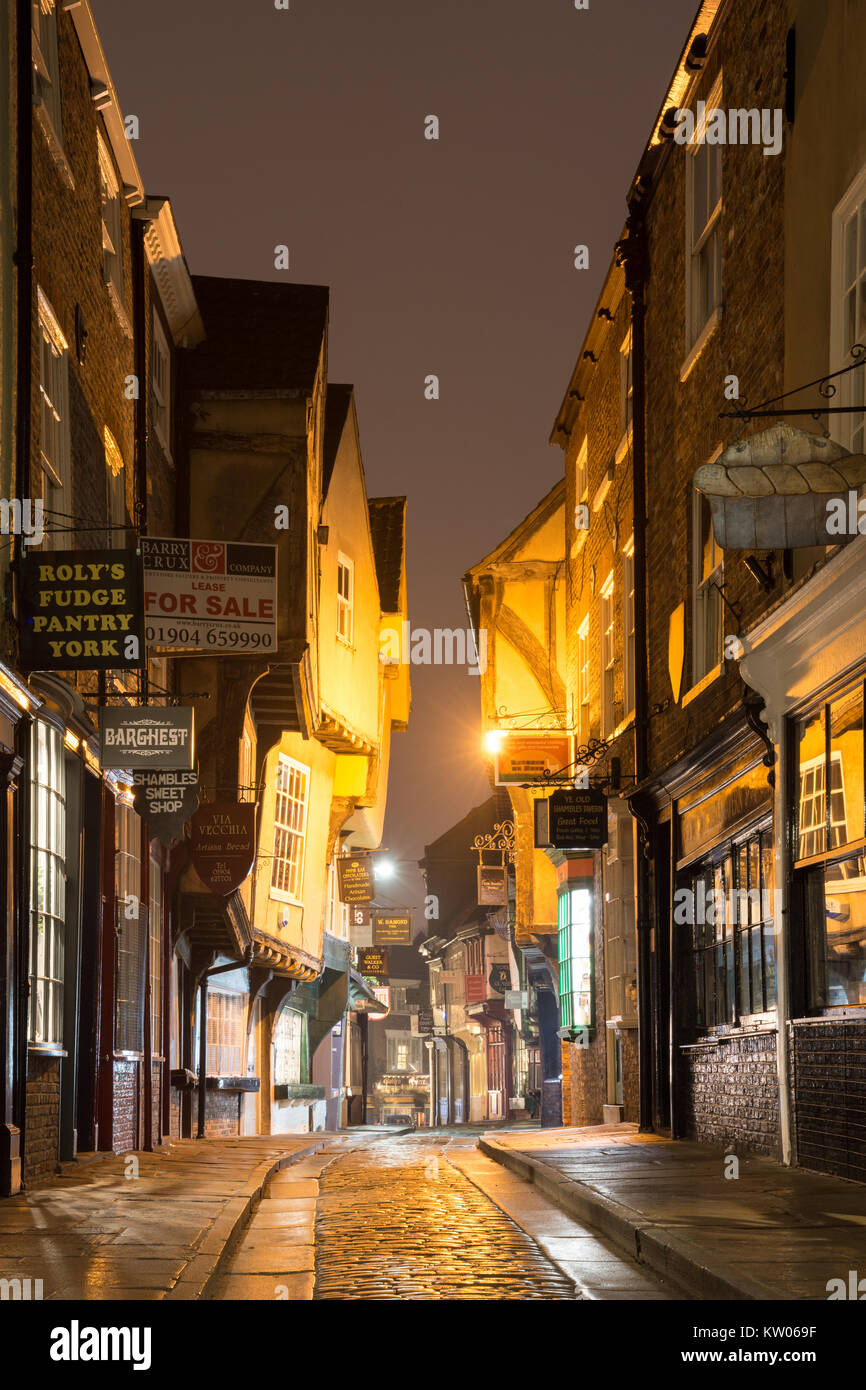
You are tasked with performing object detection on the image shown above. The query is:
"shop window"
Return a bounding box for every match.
[38,289,71,547]
[680,824,776,1031]
[803,849,866,1009]
[796,684,865,862]
[269,754,308,903]
[115,797,144,1053]
[28,721,66,1047]
[207,986,245,1077]
[273,1006,304,1085]
[557,886,593,1030]
[685,76,723,350]
[337,554,354,646]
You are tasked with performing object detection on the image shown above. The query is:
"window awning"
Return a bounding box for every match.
[693,424,866,549]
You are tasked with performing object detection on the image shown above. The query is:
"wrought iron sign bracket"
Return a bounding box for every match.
[719,345,866,422]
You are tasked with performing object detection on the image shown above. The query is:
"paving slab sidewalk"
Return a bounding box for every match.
[0,1135,333,1301]
[479,1123,866,1301]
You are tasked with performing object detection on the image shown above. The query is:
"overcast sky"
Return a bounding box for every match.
[92,0,698,909]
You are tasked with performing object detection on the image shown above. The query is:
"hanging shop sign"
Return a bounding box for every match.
[17,549,145,671]
[494,732,571,786]
[99,706,194,770]
[504,990,529,1010]
[357,946,389,978]
[337,854,374,904]
[534,787,607,851]
[465,973,486,1004]
[372,910,412,946]
[348,903,373,947]
[188,800,256,897]
[488,963,511,995]
[132,769,199,845]
[142,537,277,654]
[477,863,508,905]
[417,1008,434,1034]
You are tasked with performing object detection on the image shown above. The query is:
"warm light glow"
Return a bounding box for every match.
[484,729,506,754]
[0,669,32,712]
[375,858,395,880]
[64,730,80,752]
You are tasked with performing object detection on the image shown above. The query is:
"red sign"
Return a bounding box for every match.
[189,801,256,897]
[465,973,486,1005]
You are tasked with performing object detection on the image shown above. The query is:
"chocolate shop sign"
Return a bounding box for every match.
[99,707,195,771]
[17,550,145,671]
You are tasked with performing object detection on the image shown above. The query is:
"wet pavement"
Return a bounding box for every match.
[212,1128,678,1300]
[313,1133,576,1300]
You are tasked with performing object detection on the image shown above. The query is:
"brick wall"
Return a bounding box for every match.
[170,1087,182,1139]
[791,1021,866,1183]
[679,1032,780,1157]
[202,1089,242,1138]
[23,1054,61,1182]
[112,1060,138,1154]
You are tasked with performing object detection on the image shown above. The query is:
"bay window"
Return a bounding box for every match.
[28,721,66,1047]
[557,885,593,1030]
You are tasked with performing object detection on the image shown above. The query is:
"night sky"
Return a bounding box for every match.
[92,0,698,910]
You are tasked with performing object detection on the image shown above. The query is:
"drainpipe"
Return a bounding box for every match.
[196,949,253,1140]
[620,188,653,1133]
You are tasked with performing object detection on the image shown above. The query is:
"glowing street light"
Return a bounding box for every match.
[484,729,506,754]
[374,857,396,880]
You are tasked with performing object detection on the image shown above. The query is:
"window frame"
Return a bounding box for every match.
[623,537,636,717]
[37,289,71,548]
[269,753,309,905]
[684,75,723,352]
[680,819,776,1035]
[28,719,66,1050]
[336,553,354,647]
[830,161,866,453]
[151,310,172,455]
[599,571,615,737]
[32,0,63,144]
[97,132,124,314]
[691,484,724,683]
[557,884,594,1031]
[577,614,590,741]
[114,795,145,1055]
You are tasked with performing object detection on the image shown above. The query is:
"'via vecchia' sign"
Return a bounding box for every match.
[188,801,256,898]
[17,550,145,671]
[99,707,195,770]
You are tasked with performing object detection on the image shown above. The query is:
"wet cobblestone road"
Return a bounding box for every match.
[313,1135,578,1300]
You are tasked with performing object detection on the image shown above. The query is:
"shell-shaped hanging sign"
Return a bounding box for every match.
[693,424,866,549]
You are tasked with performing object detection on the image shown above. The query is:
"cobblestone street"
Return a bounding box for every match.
[313,1134,576,1300]
[211,1130,678,1301]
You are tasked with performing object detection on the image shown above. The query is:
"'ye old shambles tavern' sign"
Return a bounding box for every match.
[99,706,195,771]
[534,787,607,851]
[17,550,145,670]
[189,801,256,898]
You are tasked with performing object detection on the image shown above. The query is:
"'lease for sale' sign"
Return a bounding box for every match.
[142,538,277,654]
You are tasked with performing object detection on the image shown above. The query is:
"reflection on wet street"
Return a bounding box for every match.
[312,1134,577,1300]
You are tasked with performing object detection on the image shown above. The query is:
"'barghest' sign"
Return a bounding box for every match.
[99,707,195,770]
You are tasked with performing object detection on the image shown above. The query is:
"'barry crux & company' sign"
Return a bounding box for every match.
[17,550,145,671]
[99,706,195,770]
